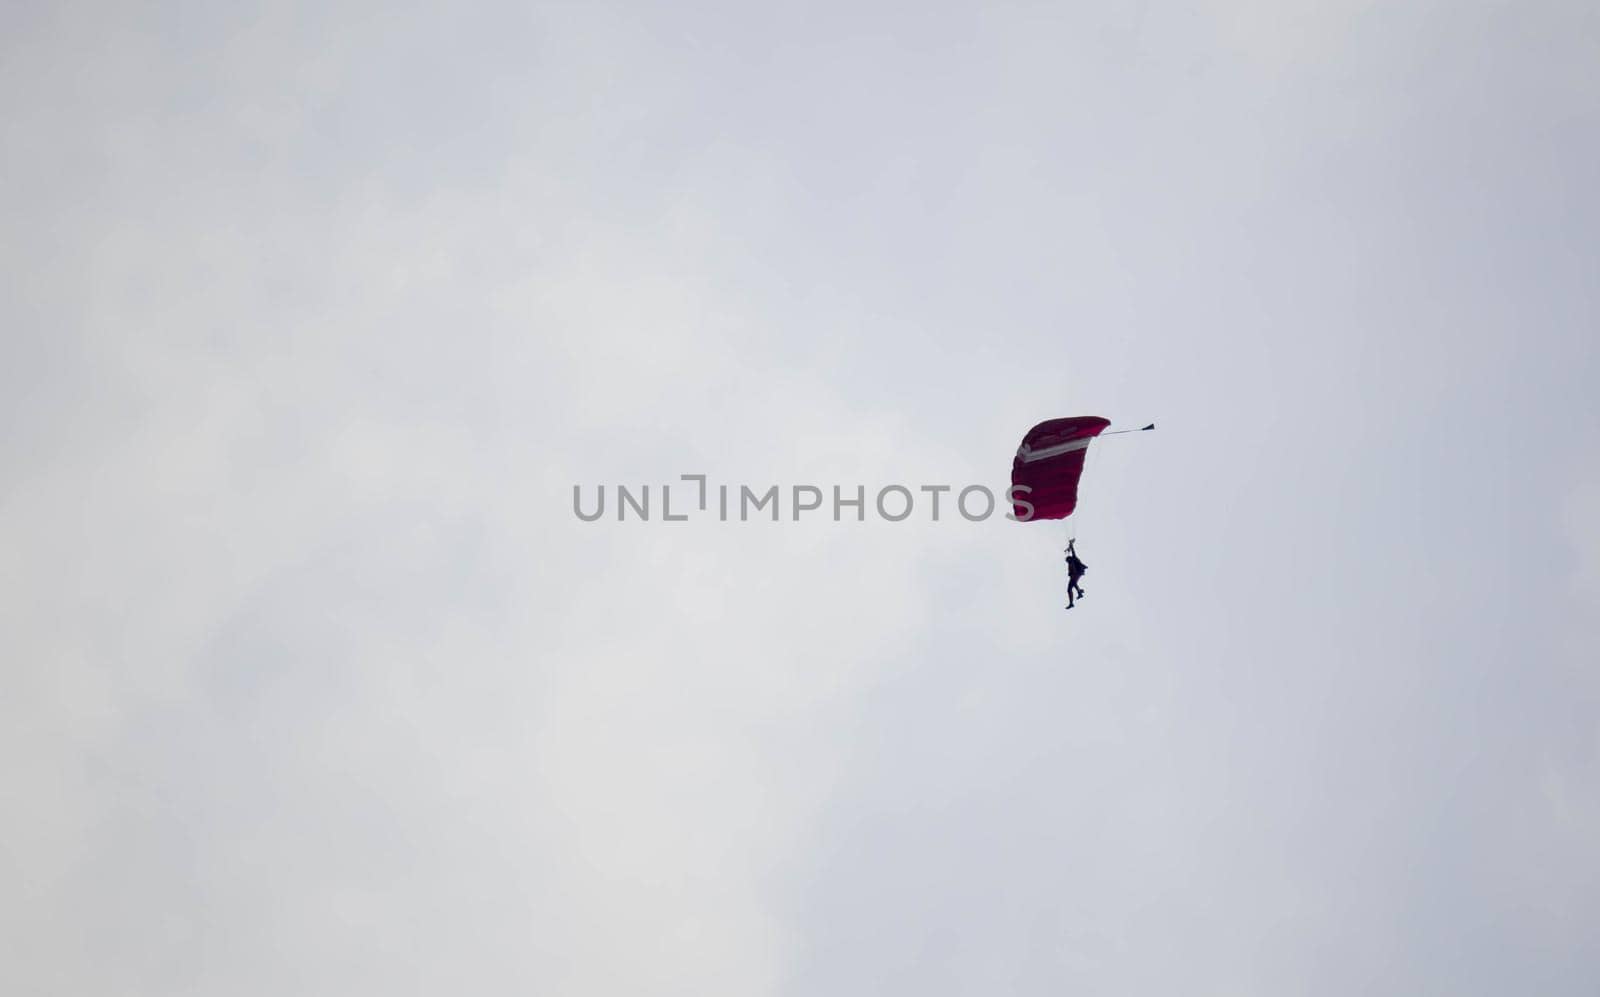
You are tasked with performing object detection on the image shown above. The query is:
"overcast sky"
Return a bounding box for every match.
[4,1,1598,994]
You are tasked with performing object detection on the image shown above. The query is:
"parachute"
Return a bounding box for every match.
[1010,416,1111,522]
[1013,416,1153,609]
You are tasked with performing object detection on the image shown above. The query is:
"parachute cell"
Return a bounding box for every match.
[1010,416,1110,521]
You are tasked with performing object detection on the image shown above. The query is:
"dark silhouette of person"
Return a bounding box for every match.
[1064,540,1087,609]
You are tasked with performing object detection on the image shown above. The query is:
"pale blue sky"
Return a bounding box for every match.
[4,2,1598,994]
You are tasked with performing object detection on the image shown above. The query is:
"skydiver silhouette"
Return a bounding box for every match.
[1064,539,1087,609]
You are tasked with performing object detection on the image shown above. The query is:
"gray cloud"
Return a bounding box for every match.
[3,1,1597,994]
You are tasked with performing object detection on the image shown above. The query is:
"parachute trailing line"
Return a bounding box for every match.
[1100,423,1157,436]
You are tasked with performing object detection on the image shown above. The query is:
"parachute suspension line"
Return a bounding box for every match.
[1071,431,1101,542]
[1066,421,1145,544]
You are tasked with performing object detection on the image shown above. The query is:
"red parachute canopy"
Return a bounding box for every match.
[1011,416,1111,521]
